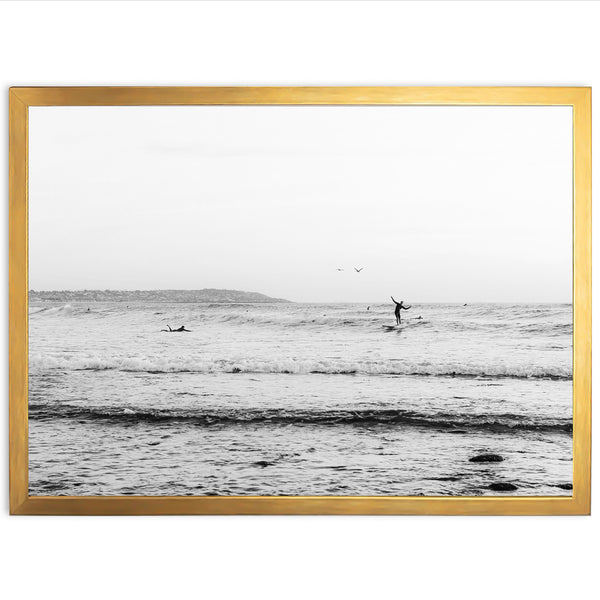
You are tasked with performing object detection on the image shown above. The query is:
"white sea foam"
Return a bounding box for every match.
[28,352,572,379]
[29,303,74,316]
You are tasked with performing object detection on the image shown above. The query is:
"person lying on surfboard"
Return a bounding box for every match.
[161,325,191,332]
[391,297,411,325]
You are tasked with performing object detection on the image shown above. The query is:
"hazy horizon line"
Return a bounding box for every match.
[28,289,572,305]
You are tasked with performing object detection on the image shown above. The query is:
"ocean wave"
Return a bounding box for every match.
[443,321,572,336]
[28,403,573,433]
[175,313,570,336]
[29,353,572,380]
[28,303,572,337]
[29,304,74,316]
[213,313,430,329]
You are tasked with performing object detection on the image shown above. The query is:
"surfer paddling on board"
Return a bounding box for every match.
[161,325,191,332]
[391,297,411,325]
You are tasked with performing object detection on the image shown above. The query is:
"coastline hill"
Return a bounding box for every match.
[29,289,291,303]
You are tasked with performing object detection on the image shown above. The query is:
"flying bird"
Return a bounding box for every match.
[336,268,344,271]
[354,267,365,273]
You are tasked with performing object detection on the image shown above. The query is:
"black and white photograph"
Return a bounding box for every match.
[4,1,599,598]
[28,104,573,497]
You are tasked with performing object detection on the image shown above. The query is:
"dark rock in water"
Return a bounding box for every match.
[253,460,273,468]
[489,482,518,491]
[469,453,504,463]
[557,483,573,490]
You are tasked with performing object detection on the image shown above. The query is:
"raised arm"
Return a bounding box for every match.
[391,296,398,305]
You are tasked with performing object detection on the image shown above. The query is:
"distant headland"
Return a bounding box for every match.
[28,289,291,303]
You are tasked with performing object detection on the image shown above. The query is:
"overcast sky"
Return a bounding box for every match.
[29,105,572,303]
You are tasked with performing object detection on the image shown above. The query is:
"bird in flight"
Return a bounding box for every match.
[336,268,344,271]
[354,267,365,273]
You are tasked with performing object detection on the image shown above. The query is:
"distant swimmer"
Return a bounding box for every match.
[161,325,191,332]
[391,297,411,325]
[354,267,365,273]
[367,306,370,311]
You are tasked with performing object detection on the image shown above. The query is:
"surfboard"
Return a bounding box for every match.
[382,320,424,332]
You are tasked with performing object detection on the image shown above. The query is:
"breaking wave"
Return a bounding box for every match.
[29,304,74,316]
[29,353,572,380]
[28,403,573,433]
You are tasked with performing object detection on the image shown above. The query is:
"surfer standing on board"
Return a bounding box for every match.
[391,297,411,325]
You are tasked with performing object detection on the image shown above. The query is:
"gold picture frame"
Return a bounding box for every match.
[9,86,591,515]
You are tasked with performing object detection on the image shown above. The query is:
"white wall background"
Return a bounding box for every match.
[0,2,597,599]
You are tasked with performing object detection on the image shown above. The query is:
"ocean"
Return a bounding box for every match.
[28,301,573,496]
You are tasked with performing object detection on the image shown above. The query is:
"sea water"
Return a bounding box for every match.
[28,302,573,496]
